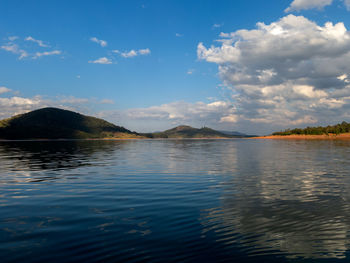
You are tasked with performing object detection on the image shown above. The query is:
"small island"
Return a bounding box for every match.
[0,107,248,140]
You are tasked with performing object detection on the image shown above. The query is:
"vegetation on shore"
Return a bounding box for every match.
[272,121,350,136]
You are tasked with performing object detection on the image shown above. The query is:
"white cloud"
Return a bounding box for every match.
[113,48,151,58]
[344,0,350,10]
[25,36,49,47]
[34,50,61,59]
[59,96,89,104]
[175,33,183,37]
[90,37,107,47]
[126,100,237,123]
[187,69,194,75]
[198,15,350,130]
[88,57,112,64]
[285,0,333,12]
[212,23,223,29]
[138,48,151,55]
[1,43,28,59]
[0,87,11,94]
[121,50,137,58]
[100,99,114,104]
[8,36,18,41]
[0,95,112,120]
[220,114,238,123]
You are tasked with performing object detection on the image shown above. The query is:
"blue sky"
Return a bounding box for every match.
[2,0,350,134]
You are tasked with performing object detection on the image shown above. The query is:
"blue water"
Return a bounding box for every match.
[1,139,350,262]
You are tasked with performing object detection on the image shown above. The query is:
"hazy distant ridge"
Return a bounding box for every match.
[0,108,248,140]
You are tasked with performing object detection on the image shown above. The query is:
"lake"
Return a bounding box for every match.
[1,139,350,262]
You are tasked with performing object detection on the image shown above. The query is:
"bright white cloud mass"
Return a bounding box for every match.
[198,15,350,128]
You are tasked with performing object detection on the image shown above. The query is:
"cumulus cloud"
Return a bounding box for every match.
[96,100,240,132]
[198,15,350,130]
[286,0,350,12]
[25,36,49,47]
[0,94,111,120]
[88,57,112,64]
[125,100,237,124]
[0,96,42,119]
[90,37,107,47]
[113,48,151,58]
[285,0,333,12]
[0,87,11,94]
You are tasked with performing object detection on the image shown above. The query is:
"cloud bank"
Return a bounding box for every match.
[285,0,350,12]
[197,15,350,129]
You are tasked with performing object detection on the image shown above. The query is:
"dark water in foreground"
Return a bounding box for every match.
[1,139,350,262]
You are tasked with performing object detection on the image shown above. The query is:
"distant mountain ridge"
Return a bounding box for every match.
[0,108,248,140]
[144,125,245,138]
[0,107,141,139]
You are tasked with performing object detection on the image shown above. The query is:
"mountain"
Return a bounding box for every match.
[219,130,250,137]
[145,125,240,138]
[0,107,142,140]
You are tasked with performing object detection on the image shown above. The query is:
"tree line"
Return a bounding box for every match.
[273,121,350,136]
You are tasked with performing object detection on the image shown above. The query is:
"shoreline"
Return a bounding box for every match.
[0,137,242,142]
[252,133,350,140]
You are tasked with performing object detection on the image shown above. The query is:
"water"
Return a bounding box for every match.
[1,139,350,262]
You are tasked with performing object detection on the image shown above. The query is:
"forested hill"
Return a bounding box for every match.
[273,121,350,136]
[0,107,141,139]
[145,125,243,138]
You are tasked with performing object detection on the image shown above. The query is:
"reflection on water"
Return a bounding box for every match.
[1,139,350,262]
[201,140,350,260]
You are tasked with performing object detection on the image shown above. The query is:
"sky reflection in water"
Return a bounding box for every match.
[1,139,350,262]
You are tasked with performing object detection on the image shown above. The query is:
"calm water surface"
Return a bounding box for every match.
[1,139,350,262]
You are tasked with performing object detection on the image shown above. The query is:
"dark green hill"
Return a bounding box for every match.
[0,107,141,139]
[146,125,239,138]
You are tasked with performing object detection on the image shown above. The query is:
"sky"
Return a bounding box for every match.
[1,0,350,135]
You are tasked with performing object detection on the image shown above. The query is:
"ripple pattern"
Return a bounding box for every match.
[1,139,350,262]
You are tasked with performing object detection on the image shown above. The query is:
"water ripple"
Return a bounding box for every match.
[1,139,350,262]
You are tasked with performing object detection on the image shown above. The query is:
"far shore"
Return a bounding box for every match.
[0,137,240,142]
[252,133,350,140]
